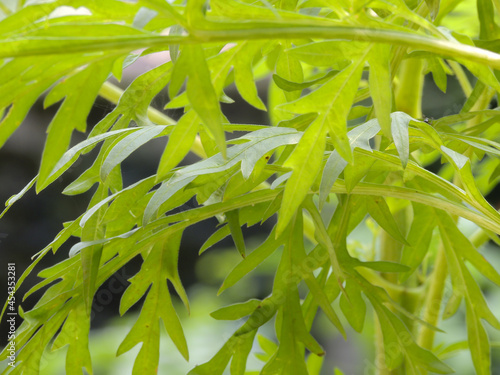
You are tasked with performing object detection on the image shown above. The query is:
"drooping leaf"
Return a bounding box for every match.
[369,44,392,138]
[391,112,411,168]
[226,209,247,258]
[276,43,304,101]
[0,175,37,219]
[37,58,116,191]
[399,203,437,281]
[365,196,409,245]
[101,125,166,181]
[319,150,348,209]
[234,41,267,110]
[145,127,302,223]
[157,111,199,181]
[118,238,189,368]
[277,117,327,235]
[340,279,366,332]
[219,227,283,294]
[210,299,261,320]
[272,70,339,92]
[184,44,226,157]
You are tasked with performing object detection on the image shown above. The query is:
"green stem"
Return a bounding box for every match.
[0,2,11,15]
[447,60,473,97]
[3,26,500,70]
[417,244,448,349]
[383,39,424,374]
[303,197,344,278]
[417,79,495,358]
[470,227,491,248]
[99,81,207,159]
[379,209,407,284]
[395,58,424,118]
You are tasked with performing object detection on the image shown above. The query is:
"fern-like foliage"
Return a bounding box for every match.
[1,0,500,374]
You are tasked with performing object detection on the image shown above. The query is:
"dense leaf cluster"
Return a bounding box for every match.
[1,0,500,374]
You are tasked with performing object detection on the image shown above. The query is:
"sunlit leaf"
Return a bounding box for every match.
[157,111,199,180]
[210,299,261,320]
[391,112,411,168]
[369,44,392,137]
[277,118,326,235]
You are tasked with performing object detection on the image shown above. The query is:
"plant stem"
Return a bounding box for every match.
[374,43,426,374]
[0,2,11,15]
[3,25,500,71]
[417,76,495,358]
[447,61,473,97]
[417,243,448,350]
[99,81,206,160]
[395,58,424,118]
[379,208,407,284]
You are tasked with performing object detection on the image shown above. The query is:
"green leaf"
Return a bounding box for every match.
[39,127,137,192]
[184,45,227,157]
[143,175,197,224]
[118,239,189,366]
[438,219,496,374]
[272,70,339,92]
[348,119,381,151]
[199,225,231,254]
[277,112,318,131]
[187,342,232,375]
[276,44,304,101]
[399,203,436,281]
[426,56,449,92]
[369,44,392,137]
[307,354,324,375]
[442,146,500,222]
[369,296,453,373]
[319,150,348,209]
[185,127,301,180]
[391,112,411,168]
[260,295,309,375]
[230,331,257,375]
[365,196,409,245]
[210,299,261,320]
[279,56,367,163]
[477,0,500,39]
[442,29,500,92]
[145,127,302,224]
[466,303,491,375]
[101,125,166,181]
[439,214,500,286]
[52,301,92,375]
[157,111,199,180]
[340,280,366,332]
[257,334,278,360]
[133,6,158,29]
[0,175,37,219]
[425,0,440,20]
[343,152,375,193]
[355,261,410,273]
[226,209,247,258]
[37,58,115,191]
[288,212,346,335]
[278,118,326,236]
[234,41,267,110]
[219,227,283,294]
[434,108,500,128]
[81,184,107,316]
